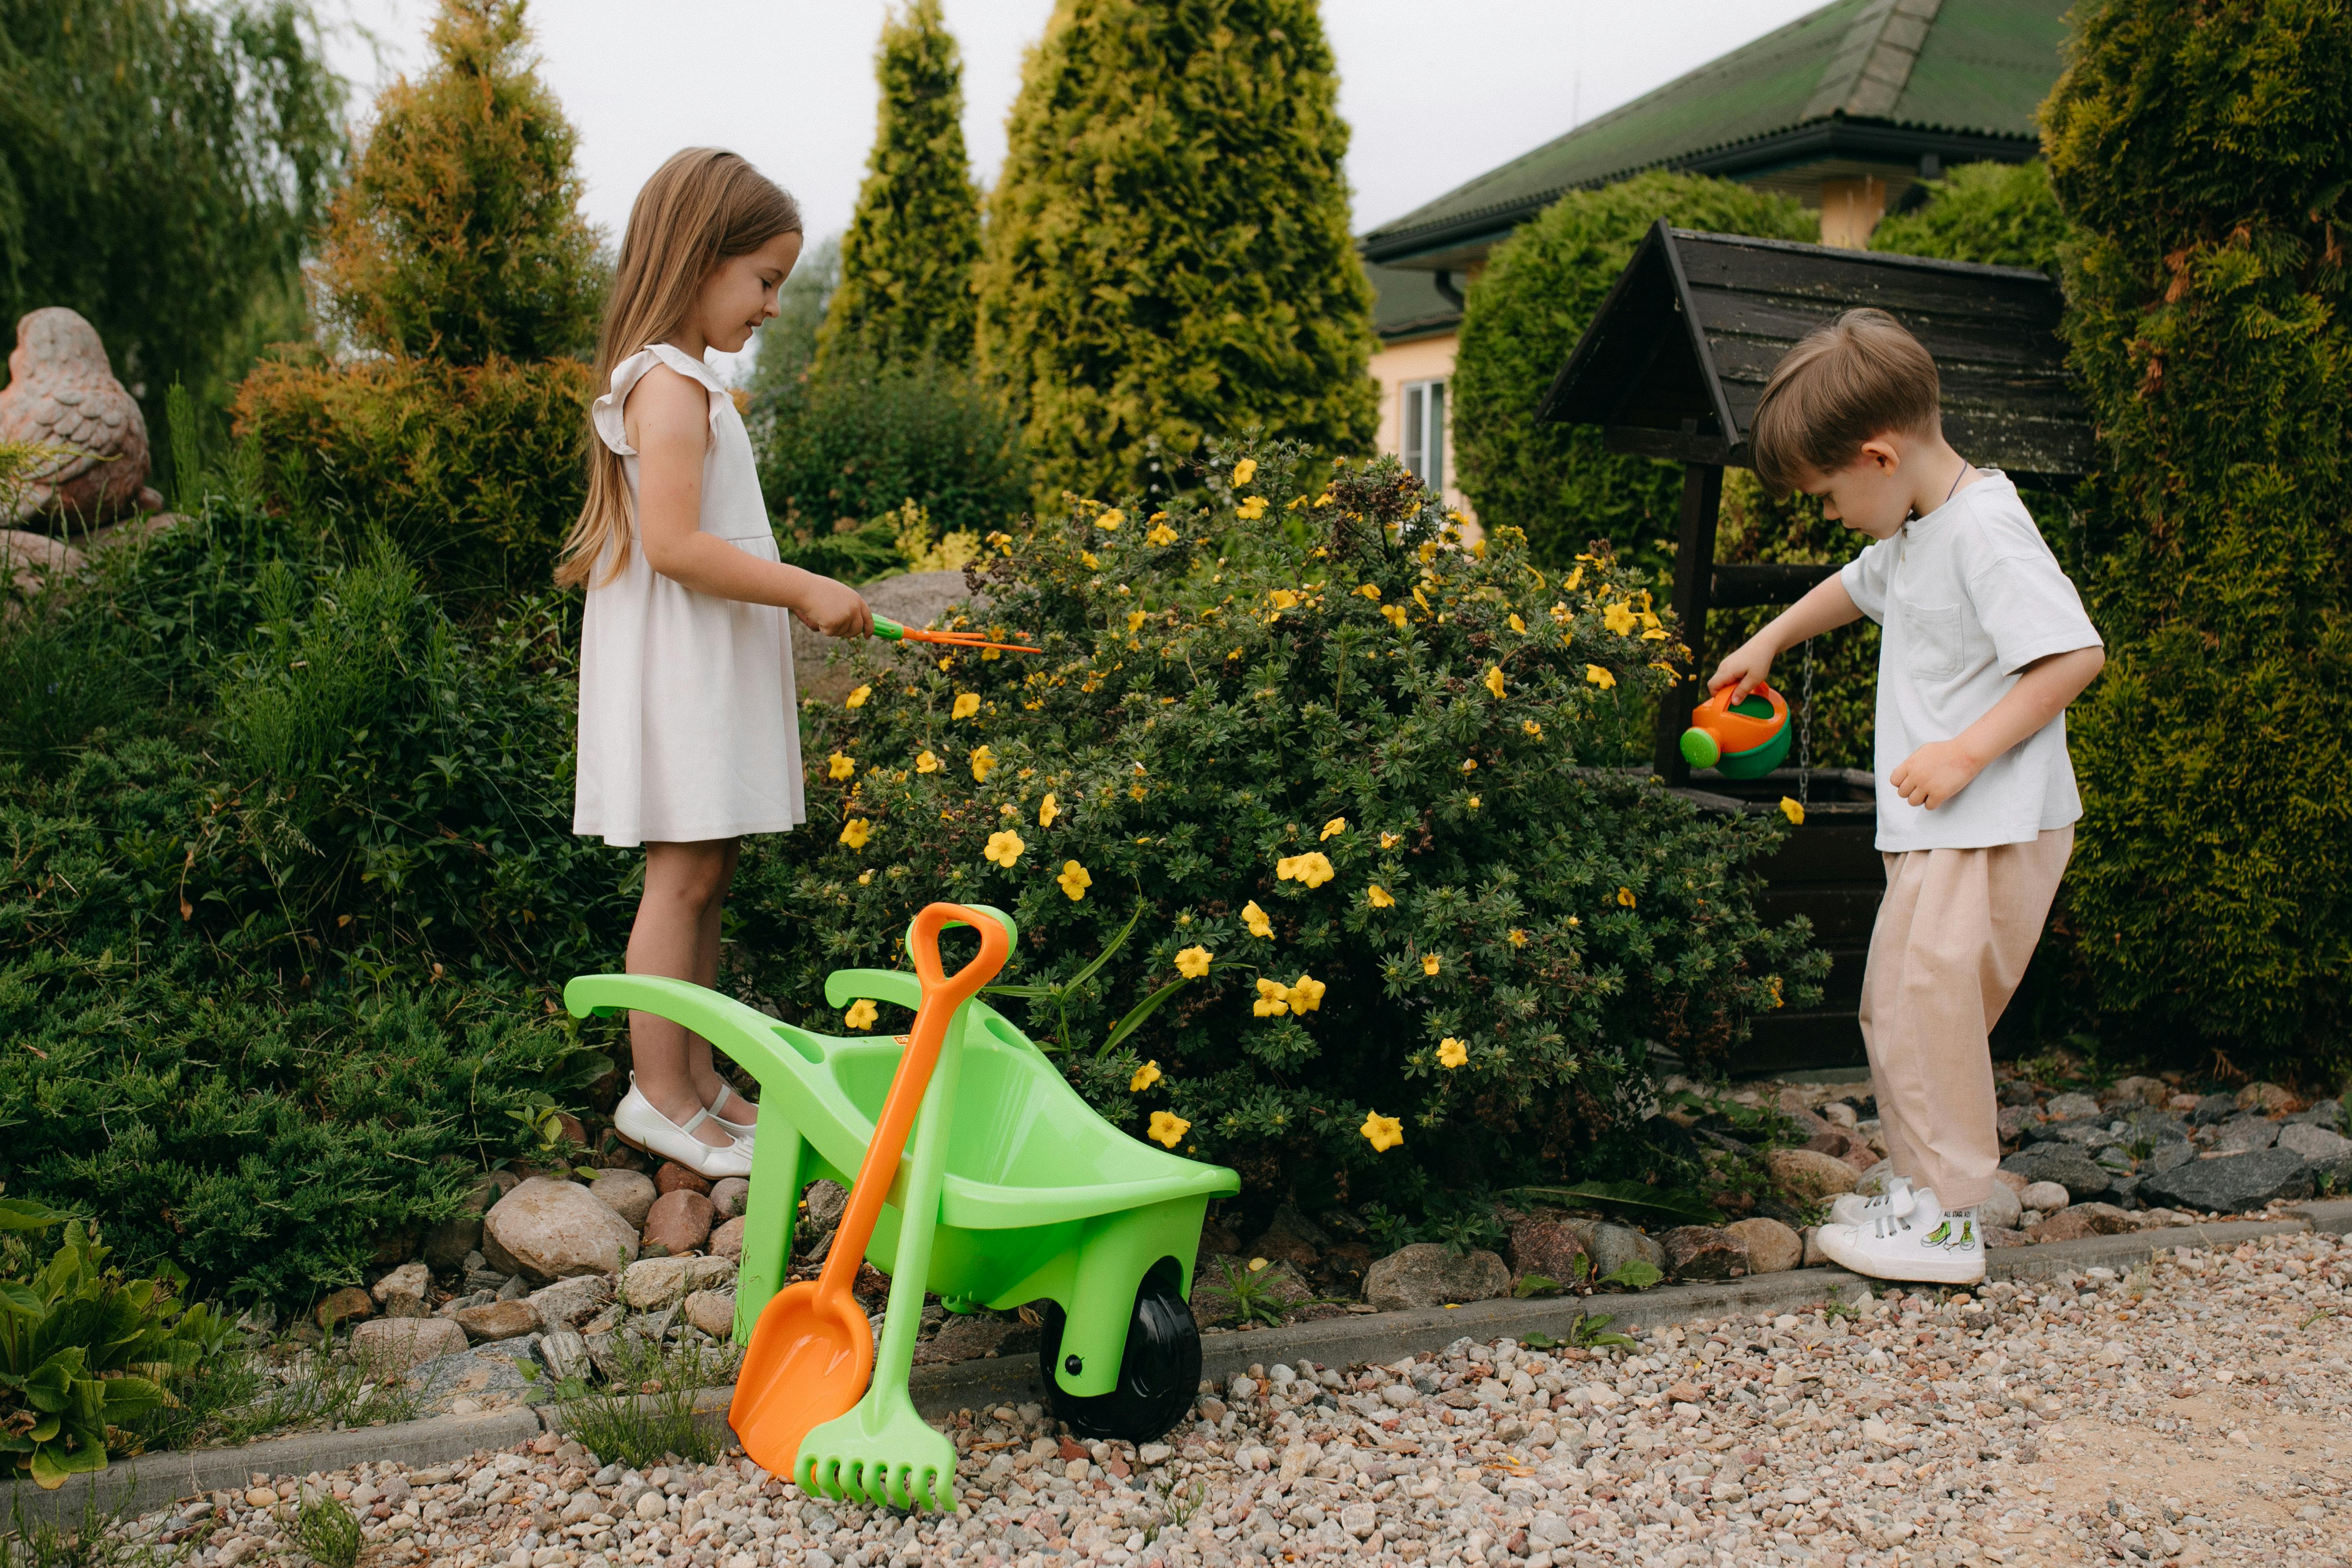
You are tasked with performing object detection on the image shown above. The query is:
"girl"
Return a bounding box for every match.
[559,148,871,1179]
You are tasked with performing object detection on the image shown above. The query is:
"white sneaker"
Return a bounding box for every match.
[1816,1187,1985,1285]
[612,1075,754,1180]
[1829,1173,1913,1228]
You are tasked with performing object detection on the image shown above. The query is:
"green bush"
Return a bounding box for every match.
[1451,172,1814,573]
[2045,0,2352,1076]
[1869,160,2070,270]
[974,0,1376,506]
[731,444,1825,1206]
[817,0,982,370]
[232,353,595,609]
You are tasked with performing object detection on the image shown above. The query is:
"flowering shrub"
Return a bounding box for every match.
[732,446,1824,1202]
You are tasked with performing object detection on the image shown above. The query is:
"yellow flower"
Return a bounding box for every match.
[983,829,1025,867]
[1126,609,1147,633]
[1617,886,1637,908]
[1380,831,1403,849]
[1437,1037,1468,1069]
[1509,928,1529,947]
[1603,601,1638,636]
[1276,851,1335,888]
[1564,565,1585,591]
[1231,457,1257,486]
[1460,758,1478,773]
[1056,860,1093,901]
[1382,604,1408,630]
[843,997,878,1031]
[1242,899,1273,938]
[1081,550,1099,569]
[1422,952,1441,976]
[1253,977,1291,1017]
[1367,884,1395,909]
[1523,719,1543,737]
[1466,794,1481,810]
[1320,817,1347,841]
[1176,944,1212,978]
[1508,613,1526,633]
[1779,797,1805,826]
[838,817,871,850]
[1097,508,1124,531]
[857,869,873,885]
[1585,664,1617,689]
[1147,1110,1190,1148]
[915,749,941,774]
[827,751,856,781]
[1236,496,1269,521]
[1360,1111,1404,1152]
[1768,975,1785,1009]
[1130,1060,1162,1093]
[1268,587,1301,611]
[845,684,872,709]
[1147,522,1179,546]
[1484,666,1506,700]
[1039,792,1059,827]
[970,744,996,781]
[1412,586,1431,613]
[951,692,980,720]
[1356,582,1382,600]
[1285,973,1326,1013]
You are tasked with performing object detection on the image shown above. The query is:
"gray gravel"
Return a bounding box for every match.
[91,1230,2351,1568]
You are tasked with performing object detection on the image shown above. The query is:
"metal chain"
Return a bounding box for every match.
[1799,637,1815,810]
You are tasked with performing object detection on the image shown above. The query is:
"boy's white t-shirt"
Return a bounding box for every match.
[1838,471,2102,852]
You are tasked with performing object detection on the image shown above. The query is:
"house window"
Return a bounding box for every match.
[1402,378,1446,491]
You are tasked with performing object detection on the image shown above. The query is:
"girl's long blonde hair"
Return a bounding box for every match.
[555,148,801,588]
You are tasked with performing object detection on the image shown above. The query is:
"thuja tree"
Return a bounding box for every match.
[975,0,1376,507]
[2045,0,2352,1075]
[315,0,603,363]
[1450,172,1812,574]
[1869,159,2071,271]
[732,445,1824,1205]
[817,0,981,369]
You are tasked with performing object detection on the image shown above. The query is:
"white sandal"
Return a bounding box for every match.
[709,1082,758,1144]
[612,1074,753,1180]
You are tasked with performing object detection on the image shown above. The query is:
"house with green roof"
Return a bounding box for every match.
[1364,0,2067,513]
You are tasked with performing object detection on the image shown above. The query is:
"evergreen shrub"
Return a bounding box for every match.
[732,444,1825,1206]
[1868,160,2070,271]
[2045,0,2352,1076]
[1451,173,1814,572]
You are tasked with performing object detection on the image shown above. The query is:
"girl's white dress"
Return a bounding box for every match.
[574,343,804,847]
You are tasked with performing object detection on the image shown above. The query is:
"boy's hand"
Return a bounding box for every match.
[792,575,874,639]
[1708,636,1777,703]
[1889,739,1984,810]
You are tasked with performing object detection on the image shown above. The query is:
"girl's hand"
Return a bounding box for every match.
[790,573,874,638]
[1709,635,1777,703]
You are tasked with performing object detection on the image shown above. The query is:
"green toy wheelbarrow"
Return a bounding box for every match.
[562,922,1238,1446]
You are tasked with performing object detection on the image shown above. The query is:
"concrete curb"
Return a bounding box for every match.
[11,1203,2343,1534]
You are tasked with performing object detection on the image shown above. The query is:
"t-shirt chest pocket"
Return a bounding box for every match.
[1898,596,1968,681]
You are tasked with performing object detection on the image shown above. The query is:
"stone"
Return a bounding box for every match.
[1659,1226,1748,1281]
[1724,1217,1801,1274]
[642,1189,715,1254]
[710,1176,749,1219]
[683,1289,737,1338]
[371,1261,432,1317]
[2000,1143,2112,1197]
[1853,1159,1895,1196]
[1974,1184,2023,1231]
[1800,1227,1830,1268]
[1360,1244,1510,1312]
[421,1176,503,1273]
[480,1176,640,1281]
[620,1253,734,1310]
[2189,1093,2239,1126]
[2285,1098,2342,1128]
[2107,1076,2170,1108]
[0,308,158,526]
[588,1169,658,1228]
[2142,1142,2197,1177]
[1767,1147,1860,1200]
[2,528,85,595]
[710,1216,747,1260]
[654,1162,711,1197]
[349,1316,467,1372]
[540,1329,591,1383]
[1243,1203,1329,1272]
[2032,1202,2135,1242]
[1996,1104,2037,1143]
[1982,1227,2036,1249]
[526,1274,613,1329]
[2018,1182,2071,1213]
[452,1299,541,1342]
[316,1286,374,1331]
[2236,1081,2296,1115]
[2140,1148,2315,1213]
[2044,1092,2101,1119]
[801,1178,849,1240]
[2215,1116,2280,1153]
[914,1311,1037,1365]
[1506,1218,1588,1289]
[2278,1123,2352,1162]
[1804,1127,1866,1161]
[1993,1168,2029,1195]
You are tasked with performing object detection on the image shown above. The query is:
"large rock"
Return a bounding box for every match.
[2032,1202,2135,1242]
[792,570,990,705]
[654,1162,711,1197]
[801,1179,849,1240]
[1579,1222,1667,1281]
[620,1254,736,1310]
[316,1287,374,1331]
[1660,1227,1747,1281]
[0,308,158,526]
[423,1175,507,1272]
[2236,1081,2296,1115]
[1506,1218,1588,1289]
[527,1274,614,1330]
[1975,1183,2023,1232]
[683,1289,737,1338]
[710,1177,749,1220]
[2214,1116,2279,1153]
[589,1169,658,1228]
[1361,1244,1510,1311]
[2,528,84,594]
[2106,1076,2170,1108]
[371,1262,432,1318]
[2279,1123,2352,1162]
[2189,1094,2238,1126]
[2018,1182,2071,1213]
[711,1216,747,1261]
[642,1189,715,1255]
[2044,1092,2101,1119]
[1999,1143,2112,1198]
[1767,1148,1860,1201]
[453,1299,542,1343]
[481,1176,640,1281]
[2139,1148,2314,1213]
[1242,1204,1329,1272]
[349,1316,467,1372]
[1725,1218,1802,1274]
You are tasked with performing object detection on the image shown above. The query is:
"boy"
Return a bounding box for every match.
[1714,309,2104,1285]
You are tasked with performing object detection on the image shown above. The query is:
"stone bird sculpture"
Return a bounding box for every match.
[0,307,161,529]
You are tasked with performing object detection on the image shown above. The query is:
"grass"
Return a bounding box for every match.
[288,1495,362,1568]
[546,1322,735,1471]
[1,1491,172,1568]
[124,1324,423,1455]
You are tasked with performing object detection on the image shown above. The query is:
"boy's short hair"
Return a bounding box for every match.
[1749,308,1941,494]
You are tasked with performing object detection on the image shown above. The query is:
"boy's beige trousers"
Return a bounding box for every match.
[1857,826,2073,1212]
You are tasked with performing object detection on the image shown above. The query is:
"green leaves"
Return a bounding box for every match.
[1510,1182,1727,1228]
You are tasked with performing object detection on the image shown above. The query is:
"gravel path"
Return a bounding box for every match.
[102,1230,2349,1568]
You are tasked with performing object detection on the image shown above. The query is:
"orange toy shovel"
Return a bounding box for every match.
[727,903,1009,1478]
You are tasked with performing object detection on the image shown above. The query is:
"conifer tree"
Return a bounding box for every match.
[817,1,981,369]
[317,0,603,363]
[976,0,1375,503]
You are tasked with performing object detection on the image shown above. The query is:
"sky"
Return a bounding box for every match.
[320,0,1829,375]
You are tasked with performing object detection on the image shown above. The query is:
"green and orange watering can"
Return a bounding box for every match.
[1680,682,1792,779]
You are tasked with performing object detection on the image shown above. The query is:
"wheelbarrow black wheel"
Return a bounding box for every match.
[1035,1266,1201,1444]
